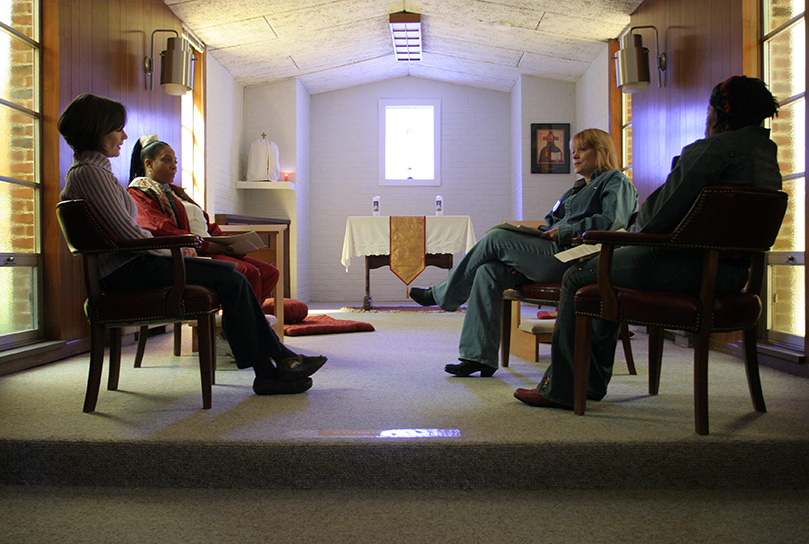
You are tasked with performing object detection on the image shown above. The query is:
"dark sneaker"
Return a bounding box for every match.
[275,354,327,380]
[253,376,313,395]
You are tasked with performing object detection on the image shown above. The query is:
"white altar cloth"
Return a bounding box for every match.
[341,216,477,271]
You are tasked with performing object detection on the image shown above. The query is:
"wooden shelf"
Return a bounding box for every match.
[236,181,295,190]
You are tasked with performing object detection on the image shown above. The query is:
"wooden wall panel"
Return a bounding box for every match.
[628,0,764,352]
[608,39,622,159]
[629,0,748,201]
[40,0,184,356]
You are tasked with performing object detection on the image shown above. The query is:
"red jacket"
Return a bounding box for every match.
[127,184,223,253]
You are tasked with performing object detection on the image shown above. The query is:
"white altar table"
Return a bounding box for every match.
[341,216,477,309]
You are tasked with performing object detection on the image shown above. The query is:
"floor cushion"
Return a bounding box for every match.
[284,314,375,336]
[262,297,308,324]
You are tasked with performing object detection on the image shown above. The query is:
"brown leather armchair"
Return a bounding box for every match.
[571,185,788,434]
[56,199,221,412]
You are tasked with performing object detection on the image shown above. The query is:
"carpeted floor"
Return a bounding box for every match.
[2,303,809,541]
[3,486,808,544]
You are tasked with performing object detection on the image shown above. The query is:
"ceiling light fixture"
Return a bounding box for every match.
[615,25,667,94]
[389,11,422,62]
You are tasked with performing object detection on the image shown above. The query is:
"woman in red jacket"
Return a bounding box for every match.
[128,135,278,305]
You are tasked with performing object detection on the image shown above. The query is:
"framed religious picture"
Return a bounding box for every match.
[531,123,570,174]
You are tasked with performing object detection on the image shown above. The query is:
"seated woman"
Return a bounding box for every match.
[514,76,782,409]
[409,128,638,378]
[127,135,279,306]
[58,94,325,396]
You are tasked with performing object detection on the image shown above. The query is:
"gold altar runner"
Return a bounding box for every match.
[389,216,426,285]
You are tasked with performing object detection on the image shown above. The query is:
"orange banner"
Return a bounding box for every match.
[389,216,426,285]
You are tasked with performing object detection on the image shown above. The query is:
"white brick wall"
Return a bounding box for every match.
[241,81,301,297]
[295,81,311,301]
[204,55,243,218]
[310,77,514,304]
[517,76,579,222]
[203,58,611,305]
[576,45,611,133]
[510,80,524,219]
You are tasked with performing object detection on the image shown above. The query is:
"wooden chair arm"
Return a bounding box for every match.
[574,230,668,321]
[82,245,191,319]
[80,234,202,254]
[594,242,619,320]
[58,200,199,319]
[166,246,188,317]
[587,238,725,327]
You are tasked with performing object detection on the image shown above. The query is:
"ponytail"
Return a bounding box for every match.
[129,134,168,181]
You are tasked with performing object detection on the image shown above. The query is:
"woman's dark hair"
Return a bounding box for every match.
[709,76,779,131]
[57,94,127,153]
[129,137,170,181]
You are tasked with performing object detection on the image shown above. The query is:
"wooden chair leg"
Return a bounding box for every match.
[107,328,122,391]
[174,322,183,356]
[743,326,766,413]
[501,298,513,367]
[209,316,216,386]
[573,314,593,416]
[619,323,637,375]
[134,325,149,368]
[693,334,710,435]
[197,314,214,409]
[648,327,664,395]
[84,324,106,413]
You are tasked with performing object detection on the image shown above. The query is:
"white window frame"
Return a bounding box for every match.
[0,4,43,349]
[761,2,805,349]
[378,98,441,186]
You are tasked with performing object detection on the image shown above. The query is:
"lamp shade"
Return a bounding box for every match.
[160,37,194,96]
[616,33,650,93]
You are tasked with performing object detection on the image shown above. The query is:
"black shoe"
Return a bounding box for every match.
[445,360,496,377]
[253,376,312,395]
[275,354,327,380]
[409,287,436,307]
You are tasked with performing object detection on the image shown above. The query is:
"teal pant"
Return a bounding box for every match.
[430,229,574,367]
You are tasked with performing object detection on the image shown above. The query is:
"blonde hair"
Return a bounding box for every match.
[571,128,620,172]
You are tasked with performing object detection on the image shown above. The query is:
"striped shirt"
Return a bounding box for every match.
[60,151,168,279]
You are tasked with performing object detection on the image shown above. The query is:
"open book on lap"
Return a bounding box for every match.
[203,231,266,254]
[488,222,623,262]
[488,222,548,238]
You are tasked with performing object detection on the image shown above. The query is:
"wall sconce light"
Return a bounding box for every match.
[144,29,195,96]
[389,11,422,61]
[615,25,667,93]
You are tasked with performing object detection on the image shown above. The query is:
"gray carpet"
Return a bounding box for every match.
[3,486,808,543]
[2,304,809,491]
[4,304,809,543]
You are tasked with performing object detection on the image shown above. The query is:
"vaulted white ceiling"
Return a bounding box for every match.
[164,0,643,94]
